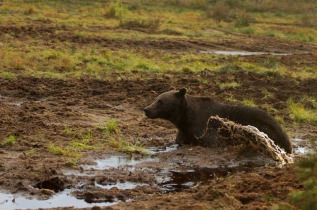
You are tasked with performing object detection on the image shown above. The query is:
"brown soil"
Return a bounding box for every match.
[0,69,316,209]
[1,20,317,209]
[2,24,317,54]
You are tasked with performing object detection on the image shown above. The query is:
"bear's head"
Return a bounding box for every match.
[144,88,187,122]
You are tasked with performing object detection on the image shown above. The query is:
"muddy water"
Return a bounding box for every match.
[95,181,148,190]
[200,50,291,56]
[146,144,178,155]
[83,155,159,170]
[0,139,312,209]
[293,138,316,155]
[0,190,118,209]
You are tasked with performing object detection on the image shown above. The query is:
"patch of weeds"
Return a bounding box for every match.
[104,1,127,20]
[300,96,317,109]
[135,61,159,71]
[206,2,233,23]
[65,157,80,168]
[237,27,255,34]
[234,11,253,27]
[48,143,67,156]
[80,130,94,144]
[2,135,16,146]
[108,137,149,155]
[263,56,279,69]
[71,142,93,150]
[288,152,317,209]
[217,81,241,90]
[218,62,242,73]
[1,71,17,80]
[26,149,35,156]
[288,99,317,125]
[261,90,274,101]
[242,99,256,107]
[63,126,73,135]
[11,57,25,70]
[48,143,81,158]
[104,119,119,135]
[225,94,238,103]
[24,6,36,15]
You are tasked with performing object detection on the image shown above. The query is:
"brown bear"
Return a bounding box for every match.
[144,88,292,154]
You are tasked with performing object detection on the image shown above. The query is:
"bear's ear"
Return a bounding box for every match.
[176,88,187,97]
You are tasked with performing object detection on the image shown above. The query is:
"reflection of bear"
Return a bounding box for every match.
[144,88,292,154]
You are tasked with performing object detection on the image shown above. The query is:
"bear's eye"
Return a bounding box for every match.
[158,100,163,106]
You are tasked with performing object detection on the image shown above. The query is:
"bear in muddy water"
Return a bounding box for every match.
[144,88,292,154]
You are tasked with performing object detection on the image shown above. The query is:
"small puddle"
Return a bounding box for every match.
[157,165,250,192]
[146,144,178,155]
[0,189,118,209]
[293,138,315,155]
[9,99,47,107]
[83,155,159,170]
[200,50,291,56]
[83,145,178,170]
[95,181,148,190]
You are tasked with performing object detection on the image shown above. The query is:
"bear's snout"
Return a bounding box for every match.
[143,106,156,119]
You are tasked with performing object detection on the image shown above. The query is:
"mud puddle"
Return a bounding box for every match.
[95,181,148,190]
[146,144,178,155]
[83,155,159,170]
[200,50,292,56]
[293,138,316,155]
[0,189,118,209]
[82,145,178,170]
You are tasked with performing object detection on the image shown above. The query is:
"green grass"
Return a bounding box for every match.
[282,152,317,210]
[242,99,257,107]
[108,137,149,156]
[288,99,317,125]
[104,119,119,135]
[217,81,241,90]
[2,135,16,145]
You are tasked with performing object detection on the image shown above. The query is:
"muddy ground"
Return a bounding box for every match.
[0,20,317,209]
[0,68,316,209]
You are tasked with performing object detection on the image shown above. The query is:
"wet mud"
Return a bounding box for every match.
[0,70,316,209]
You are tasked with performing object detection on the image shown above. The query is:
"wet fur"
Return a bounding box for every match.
[144,90,292,154]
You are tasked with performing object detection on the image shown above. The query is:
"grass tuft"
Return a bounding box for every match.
[104,119,119,135]
[217,81,241,90]
[242,99,257,107]
[288,99,317,125]
[2,135,16,145]
[109,137,149,156]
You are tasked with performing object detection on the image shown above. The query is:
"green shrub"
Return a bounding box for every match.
[206,3,232,23]
[289,153,317,209]
[104,1,126,20]
[234,11,252,27]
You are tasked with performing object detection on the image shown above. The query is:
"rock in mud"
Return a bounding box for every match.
[34,176,65,192]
